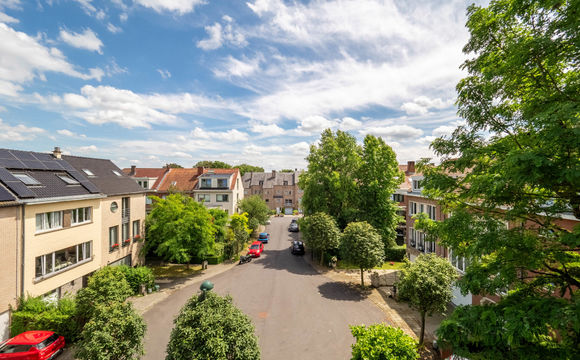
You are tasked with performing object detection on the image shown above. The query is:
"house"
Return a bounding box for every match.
[125,166,244,215]
[0,186,20,340]
[63,155,147,268]
[122,166,168,212]
[242,170,303,214]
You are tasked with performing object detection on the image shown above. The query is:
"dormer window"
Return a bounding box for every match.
[57,174,80,185]
[412,180,423,191]
[12,173,40,185]
[217,178,228,188]
[201,178,211,188]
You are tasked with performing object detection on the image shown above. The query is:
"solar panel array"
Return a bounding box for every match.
[0,184,15,201]
[0,148,100,199]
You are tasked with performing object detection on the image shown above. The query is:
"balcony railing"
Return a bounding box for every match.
[122,208,130,220]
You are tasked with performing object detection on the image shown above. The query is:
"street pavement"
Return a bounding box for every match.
[141,216,387,360]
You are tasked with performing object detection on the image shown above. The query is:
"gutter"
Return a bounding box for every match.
[19,193,105,205]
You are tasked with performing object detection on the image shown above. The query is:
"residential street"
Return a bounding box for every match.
[141,216,387,360]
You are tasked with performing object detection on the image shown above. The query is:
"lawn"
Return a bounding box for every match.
[336,260,405,270]
[150,263,203,278]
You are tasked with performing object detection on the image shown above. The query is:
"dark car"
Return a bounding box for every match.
[0,331,65,360]
[258,232,269,243]
[288,219,299,232]
[290,240,305,255]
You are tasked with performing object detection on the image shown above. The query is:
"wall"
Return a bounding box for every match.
[0,205,20,341]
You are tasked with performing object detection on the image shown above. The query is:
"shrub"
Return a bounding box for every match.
[206,254,224,265]
[119,266,155,295]
[350,324,419,360]
[384,245,406,262]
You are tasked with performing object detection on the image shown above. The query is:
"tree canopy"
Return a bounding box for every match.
[237,164,264,176]
[194,160,232,169]
[145,193,216,264]
[417,0,580,358]
[300,212,341,265]
[238,195,270,231]
[339,221,384,287]
[166,291,260,360]
[350,324,419,360]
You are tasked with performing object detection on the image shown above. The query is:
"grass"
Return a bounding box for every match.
[150,263,203,278]
[336,260,405,270]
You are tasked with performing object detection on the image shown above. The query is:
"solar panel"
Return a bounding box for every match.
[0,185,15,201]
[2,180,36,198]
[11,150,36,161]
[0,159,26,169]
[42,161,66,170]
[67,170,99,193]
[0,149,17,160]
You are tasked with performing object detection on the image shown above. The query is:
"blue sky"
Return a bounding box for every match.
[0,0,480,170]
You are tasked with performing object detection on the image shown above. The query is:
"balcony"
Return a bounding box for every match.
[122,208,130,220]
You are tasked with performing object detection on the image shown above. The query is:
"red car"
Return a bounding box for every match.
[0,331,65,359]
[247,241,264,257]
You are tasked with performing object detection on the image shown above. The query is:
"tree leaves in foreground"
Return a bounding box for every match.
[419,0,580,358]
[238,195,270,231]
[300,212,340,265]
[339,222,384,287]
[166,291,260,360]
[350,324,419,360]
[396,254,457,346]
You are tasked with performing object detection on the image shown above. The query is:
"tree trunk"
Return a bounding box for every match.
[419,310,426,346]
[360,267,364,287]
[320,250,324,266]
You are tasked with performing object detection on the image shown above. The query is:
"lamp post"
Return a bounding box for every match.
[199,280,214,301]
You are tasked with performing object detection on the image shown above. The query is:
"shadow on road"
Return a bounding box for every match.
[253,248,319,276]
[317,281,371,302]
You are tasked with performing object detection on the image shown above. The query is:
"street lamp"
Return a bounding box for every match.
[199,280,214,301]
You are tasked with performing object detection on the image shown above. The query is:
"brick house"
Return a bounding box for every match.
[242,170,303,214]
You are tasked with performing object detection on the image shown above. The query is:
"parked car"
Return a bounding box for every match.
[248,241,264,257]
[290,240,305,255]
[288,222,299,232]
[0,331,65,360]
[258,232,269,243]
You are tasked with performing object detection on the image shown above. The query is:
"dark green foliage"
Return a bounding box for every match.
[75,302,146,360]
[118,266,155,295]
[194,160,232,169]
[238,195,270,231]
[166,163,183,168]
[225,213,251,259]
[339,222,385,287]
[145,193,216,264]
[397,254,457,345]
[205,254,224,265]
[384,245,406,262]
[350,324,419,360]
[10,296,79,342]
[209,208,229,242]
[237,164,264,176]
[166,291,260,360]
[300,212,341,265]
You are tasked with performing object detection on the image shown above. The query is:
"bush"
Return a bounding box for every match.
[206,254,224,265]
[384,245,406,262]
[350,324,419,360]
[118,266,155,295]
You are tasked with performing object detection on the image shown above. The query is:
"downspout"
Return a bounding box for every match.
[20,205,25,298]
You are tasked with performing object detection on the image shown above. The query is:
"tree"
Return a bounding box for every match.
[350,324,419,360]
[237,164,264,176]
[396,254,457,346]
[301,212,340,265]
[279,169,294,173]
[209,208,229,242]
[358,135,404,250]
[226,212,252,258]
[166,291,260,360]
[339,222,384,287]
[238,195,270,231]
[75,302,146,360]
[145,193,215,264]
[418,0,579,358]
[194,160,232,169]
[166,163,183,168]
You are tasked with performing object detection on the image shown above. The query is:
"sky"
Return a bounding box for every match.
[0,0,483,171]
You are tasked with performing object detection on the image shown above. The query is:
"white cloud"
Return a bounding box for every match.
[401,96,453,115]
[296,115,335,135]
[57,129,86,138]
[157,69,171,79]
[213,55,261,78]
[190,127,248,142]
[197,16,246,50]
[0,12,18,23]
[0,23,102,97]
[135,0,206,15]
[107,23,122,34]
[432,125,456,138]
[0,1,21,9]
[338,117,362,131]
[363,125,423,140]
[0,118,44,141]
[249,123,285,136]
[79,145,98,152]
[59,28,103,54]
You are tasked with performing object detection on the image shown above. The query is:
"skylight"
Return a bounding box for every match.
[112,170,122,177]
[57,174,80,185]
[12,173,40,185]
[82,169,95,176]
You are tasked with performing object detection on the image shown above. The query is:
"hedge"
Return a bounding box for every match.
[118,266,155,295]
[384,245,406,262]
[206,255,224,265]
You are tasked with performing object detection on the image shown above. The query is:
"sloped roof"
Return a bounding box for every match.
[122,167,167,178]
[64,155,146,196]
[157,168,203,192]
[242,171,300,189]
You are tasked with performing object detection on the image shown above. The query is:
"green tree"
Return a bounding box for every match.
[145,193,216,264]
[166,163,183,168]
[339,222,384,287]
[194,160,232,169]
[417,0,579,358]
[350,324,419,360]
[396,254,457,346]
[209,208,229,242]
[238,195,270,231]
[166,291,260,360]
[301,212,340,265]
[237,164,264,176]
[75,302,146,360]
[279,169,294,173]
[358,135,404,250]
[228,212,251,256]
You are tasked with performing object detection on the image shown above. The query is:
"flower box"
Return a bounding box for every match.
[133,235,142,241]
[110,243,119,251]
[124,238,131,243]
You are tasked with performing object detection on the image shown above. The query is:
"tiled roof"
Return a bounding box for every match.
[242,171,301,189]
[157,168,203,192]
[122,168,167,178]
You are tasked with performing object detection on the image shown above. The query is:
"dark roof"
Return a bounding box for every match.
[0,148,98,200]
[242,171,300,189]
[0,183,15,201]
[63,155,146,196]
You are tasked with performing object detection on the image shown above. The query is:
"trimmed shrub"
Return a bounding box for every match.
[350,324,419,360]
[118,266,155,295]
[206,254,224,265]
[384,245,406,262]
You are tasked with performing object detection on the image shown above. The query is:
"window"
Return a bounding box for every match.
[171,181,177,186]
[217,178,228,188]
[109,226,119,251]
[393,194,404,202]
[259,180,264,186]
[265,199,269,203]
[201,178,211,188]
[284,199,293,206]
[427,205,436,220]
[112,170,122,176]
[216,194,229,202]
[122,223,130,246]
[133,220,140,238]
[57,174,79,185]
[122,197,130,218]
[142,181,148,189]
[449,250,467,272]
[409,202,417,215]
[71,207,91,225]
[146,197,153,205]
[12,173,40,185]
[198,194,211,202]
[82,169,94,176]
[36,211,63,232]
[35,241,92,278]
[283,181,288,186]
[413,180,423,190]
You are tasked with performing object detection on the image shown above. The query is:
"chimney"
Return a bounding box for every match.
[406,161,415,175]
[197,166,205,174]
[130,165,136,176]
[272,170,276,179]
[52,146,62,159]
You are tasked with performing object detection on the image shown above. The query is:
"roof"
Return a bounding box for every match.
[63,155,146,196]
[9,330,54,345]
[122,167,167,178]
[157,168,204,192]
[0,148,98,200]
[242,171,301,189]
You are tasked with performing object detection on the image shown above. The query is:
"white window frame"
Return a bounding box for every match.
[449,250,466,273]
[35,211,63,233]
[71,207,92,225]
[35,241,92,279]
[217,178,228,188]
[198,194,211,202]
[216,194,229,202]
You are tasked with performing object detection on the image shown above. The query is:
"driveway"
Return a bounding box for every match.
[141,216,387,360]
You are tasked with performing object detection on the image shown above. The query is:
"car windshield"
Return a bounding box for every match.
[0,344,33,353]
[259,234,267,239]
[250,244,260,249]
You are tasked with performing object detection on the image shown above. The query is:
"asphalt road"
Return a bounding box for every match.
[142,216,386,360]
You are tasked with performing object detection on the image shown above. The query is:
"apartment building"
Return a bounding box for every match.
[0,190,20,341]
[242,170,303,214]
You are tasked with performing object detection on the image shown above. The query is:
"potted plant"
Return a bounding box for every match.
[133,234,142,241]
[111,243,119,250]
